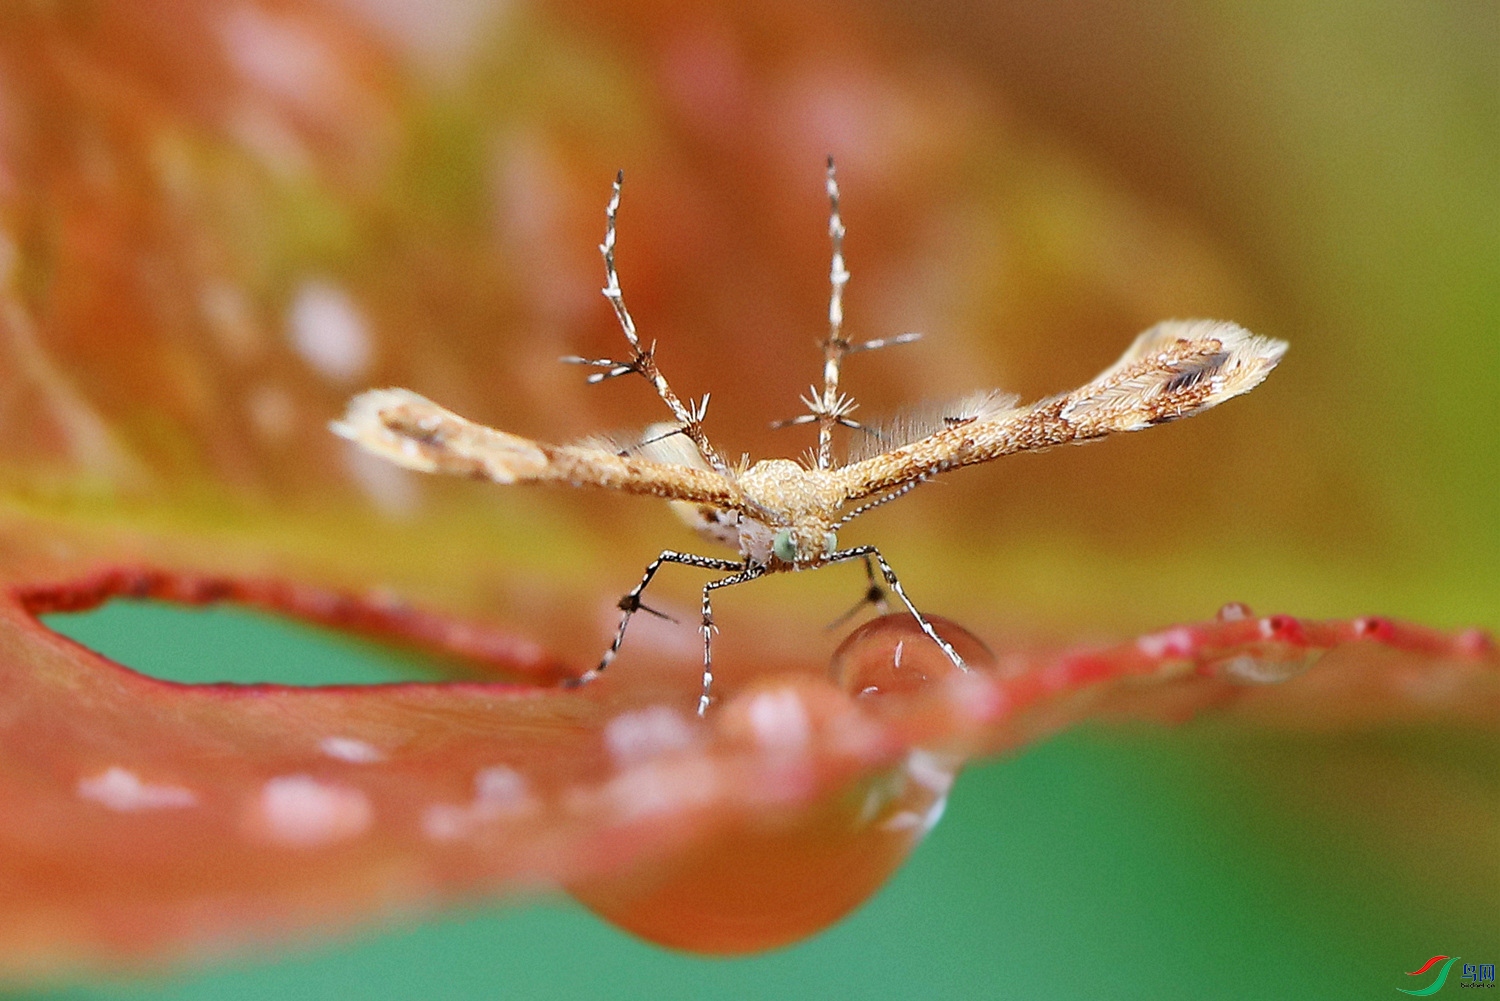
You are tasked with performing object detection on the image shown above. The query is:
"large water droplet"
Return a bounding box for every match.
[570,677,961,954]
[829,613,995,700]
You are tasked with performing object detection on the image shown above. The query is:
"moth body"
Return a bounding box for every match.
[333,162,1287,714]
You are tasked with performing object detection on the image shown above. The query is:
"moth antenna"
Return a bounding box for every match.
[588,171,730,474]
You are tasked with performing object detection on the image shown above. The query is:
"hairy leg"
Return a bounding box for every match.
[697,566,767,715]
[827,545,966,671]
[571,550,744,689]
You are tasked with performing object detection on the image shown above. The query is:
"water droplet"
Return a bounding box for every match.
[1207,650,1323,685]
[1352,616,1395,641]
[604,706,698,767]
[829,614,994,700]
[77,767,197,812]
[1216,602,1253,622]
[318,736,383,764]
[570,742,957,955]
[255,775,372,847]
[1257,614,1304,642]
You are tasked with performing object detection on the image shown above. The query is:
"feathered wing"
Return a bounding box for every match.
[836,320,1287,504]
[1055,319,1286,432]
[844,390,1020,464]
[332,389,743,508]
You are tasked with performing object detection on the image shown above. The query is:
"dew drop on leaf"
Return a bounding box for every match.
[828,614,996,700]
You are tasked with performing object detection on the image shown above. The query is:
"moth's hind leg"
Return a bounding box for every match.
[826,554,890,630]
[570,550,742,690]
[697,566,767,716]
[827,546,966,672]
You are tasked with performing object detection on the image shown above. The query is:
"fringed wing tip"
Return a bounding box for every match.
[1061,319,1288,430]
[330,389,433,467]
[1193,319,1288,400]
[1120,317,1285,365]
[330,388,549,483]
[330,388,410,443]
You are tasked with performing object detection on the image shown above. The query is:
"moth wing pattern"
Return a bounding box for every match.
[332,389,744,508]
[1056,319,1287,432]
[835,319,1287,504]
[332,388,549,482]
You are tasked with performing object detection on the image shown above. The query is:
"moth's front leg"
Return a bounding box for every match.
[572,551,743,691]
[697,566,768,716]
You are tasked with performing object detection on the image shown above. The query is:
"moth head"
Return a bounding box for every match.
[771,527,839,564]
[771,528,798,563]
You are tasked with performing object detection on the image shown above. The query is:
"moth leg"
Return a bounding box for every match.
[575,172,729,474]
[825,554,889,630]
[776,158,919,463]
[571,550,743,690]
[812,155,853,469]
[828,546,966,672]
[698,566,768,716]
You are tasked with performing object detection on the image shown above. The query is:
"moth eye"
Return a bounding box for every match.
[823,531,838,556]
[772,528,798,562]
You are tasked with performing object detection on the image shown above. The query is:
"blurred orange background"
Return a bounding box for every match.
[4,0,1494,641]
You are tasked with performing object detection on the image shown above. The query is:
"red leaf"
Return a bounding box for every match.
[1,556,1492,971]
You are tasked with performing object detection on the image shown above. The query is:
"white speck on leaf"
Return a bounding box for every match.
[604,706,697,767]
[258,775,372,847]
[77,767,197,812]
[745,689,811,753]
[318,736,384,764]
[421,766,533,843]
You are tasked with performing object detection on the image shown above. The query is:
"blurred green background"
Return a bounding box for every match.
[1,0,1496,996]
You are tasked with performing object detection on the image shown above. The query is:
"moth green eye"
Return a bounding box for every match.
[823,531,838,556]
[772,528,797,562]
